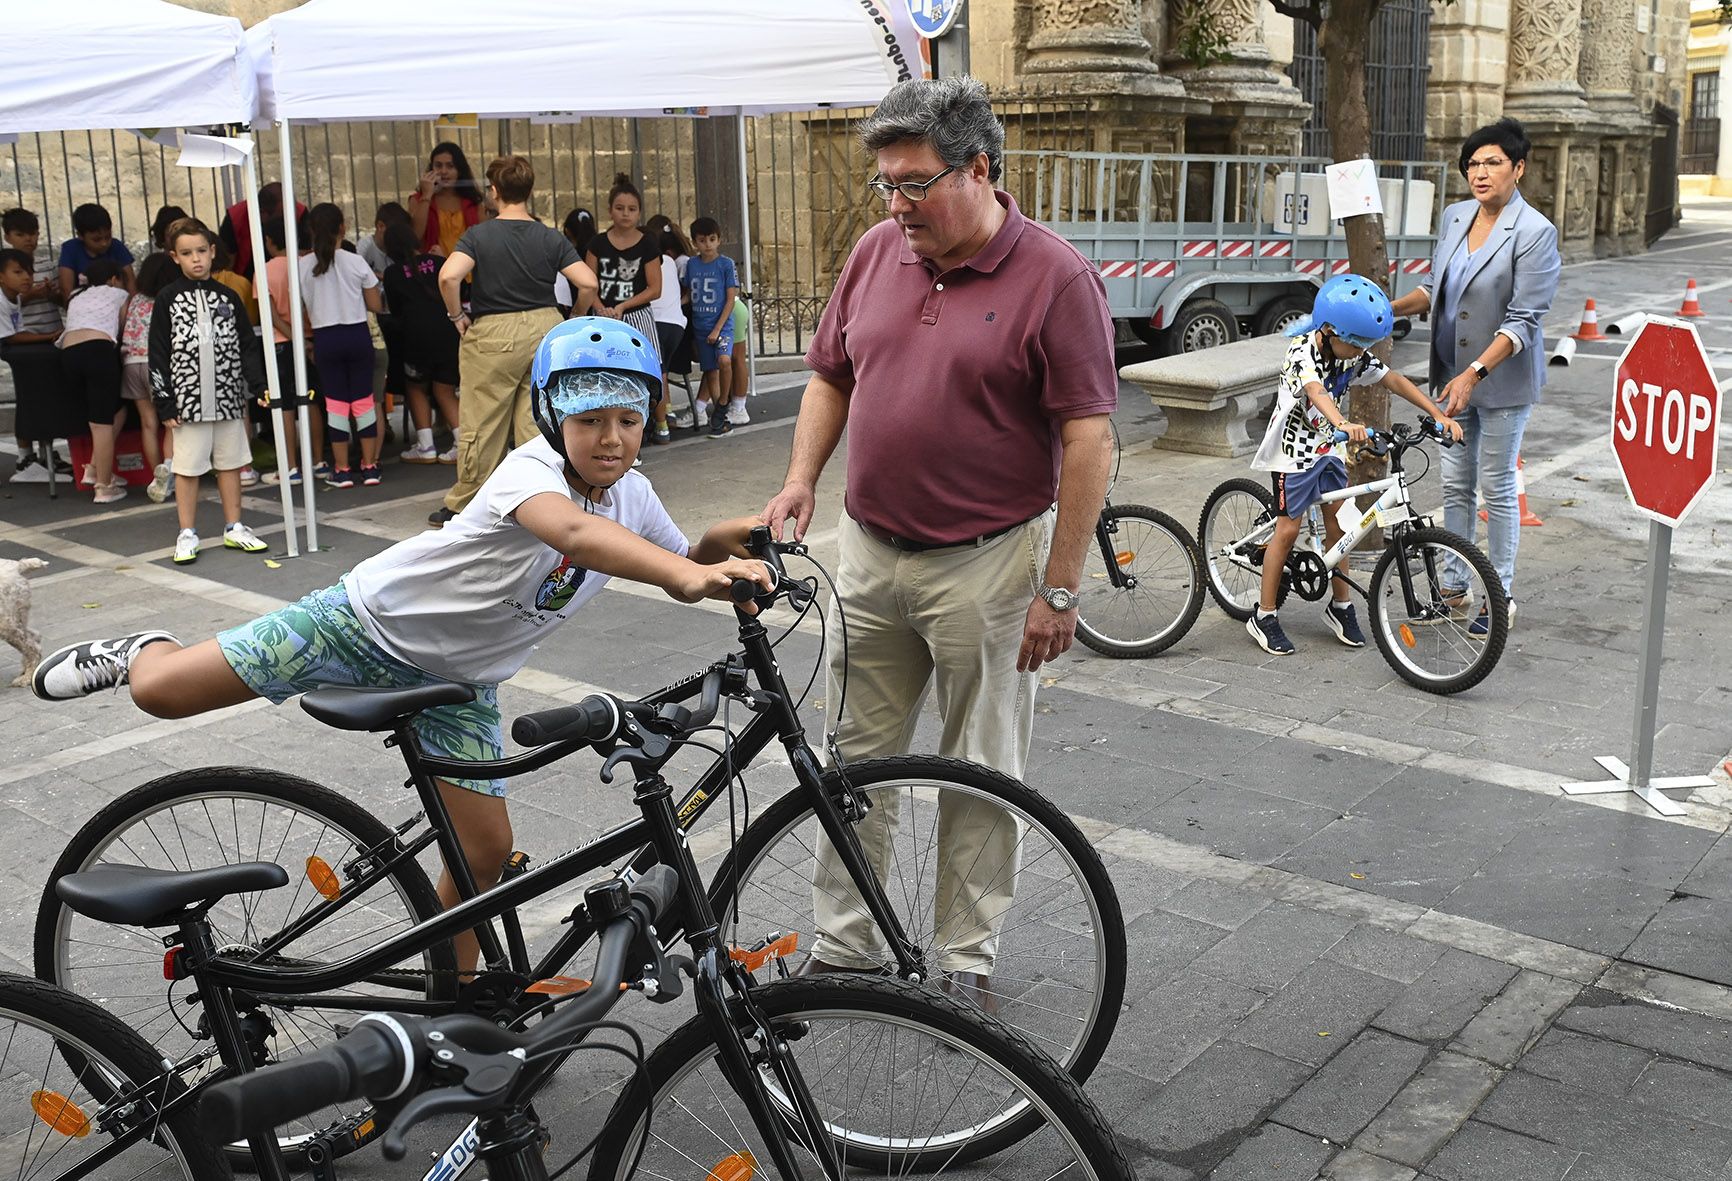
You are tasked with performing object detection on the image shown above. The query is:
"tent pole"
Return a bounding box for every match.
[735,111,757,398]
[278,117,319,552]
[242,136,298,557]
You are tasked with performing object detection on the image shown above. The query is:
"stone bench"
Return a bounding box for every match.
[1119,334,1289,458]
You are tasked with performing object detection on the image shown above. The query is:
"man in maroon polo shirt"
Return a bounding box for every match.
[761,76,1117,1012]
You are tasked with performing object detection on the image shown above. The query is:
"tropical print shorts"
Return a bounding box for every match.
[217,583,505,795]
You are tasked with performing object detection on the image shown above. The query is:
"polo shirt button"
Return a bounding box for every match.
[935,282,945,292]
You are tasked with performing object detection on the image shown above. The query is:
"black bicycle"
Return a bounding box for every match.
[34,530,1126,1171]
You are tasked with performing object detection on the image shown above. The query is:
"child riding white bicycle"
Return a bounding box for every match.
[1247,274,1462,656]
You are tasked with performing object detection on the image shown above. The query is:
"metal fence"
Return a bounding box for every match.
[1,92,1093,358]
[1289,0,1433,161]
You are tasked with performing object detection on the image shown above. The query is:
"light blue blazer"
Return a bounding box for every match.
[1421,190,1561,410]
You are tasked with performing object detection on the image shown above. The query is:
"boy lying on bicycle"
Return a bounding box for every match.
[33,317,772,969]
[1247,274,1462,656]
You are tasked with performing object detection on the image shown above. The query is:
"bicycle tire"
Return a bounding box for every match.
[33,767,457,1170]
[585,974,1137,1180]
[0,970,231,1180]
[1198,477,1289,620]
[708,755,1126,1088]
[1077,503,1205,658]
[1368,526,1508,694]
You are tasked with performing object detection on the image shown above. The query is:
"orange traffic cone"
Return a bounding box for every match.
[1678,278,1706,318]
[1571,298,1607,341]
[1479,456,1544,527]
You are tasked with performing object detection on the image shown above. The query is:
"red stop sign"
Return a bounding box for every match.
[1611,317,1722,528]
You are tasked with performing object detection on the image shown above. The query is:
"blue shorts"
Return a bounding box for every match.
[1274,455,1348,519]
[694,323,734,373]
[217,583,506,795]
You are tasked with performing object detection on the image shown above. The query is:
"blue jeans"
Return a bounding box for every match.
[1441,403,1532,597]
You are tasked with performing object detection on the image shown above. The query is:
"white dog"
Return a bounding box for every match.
[0,557,48,687]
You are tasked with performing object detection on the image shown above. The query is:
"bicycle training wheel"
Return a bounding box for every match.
[33,768,457,1169]
[1077,503,1205,658]
[585,975,1137,1180]
[1368,526,1508,694]
[0,972,228,1180]
[710,755,1125,1089]
[1198,477,1289,621]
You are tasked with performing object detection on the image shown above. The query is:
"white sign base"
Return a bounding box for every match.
[1560,755,1709,818]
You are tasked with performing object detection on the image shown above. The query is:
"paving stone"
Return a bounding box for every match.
[1105,853,1196,924]
[1356,1052,1502,1169]
[1554,990,1732,1073]
[1628,1057,1732,1130]
[1450,971,1582,1067]
[1112,968,1267,1083]
[1440,860,1676,958]
[1348,768,1554,833]
[1623,894,1732,987]
[1374,951,1520,1045]
[1423,1118,1578,1181]
[1232,961,1404,1068]
[1679,834,1732,901]
[1274,817,1505,908]
[1200,737,1402,813]
[1142,1040,1315,1173]
[1324,925,1448,984]
[1514,1028,1654,1093]
[1191,902,1356,995]
[1136,779,1344,865]
[1275,1029,1433,1143]
[1072,1063,1198,1181]
[1207,1122,1335,1180]
[1121,910,1236,1001]
[1320,1147,1418,1180]
[1159,879,1275,931]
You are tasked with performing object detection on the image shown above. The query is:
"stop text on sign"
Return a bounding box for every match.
[1615,380,1716,460]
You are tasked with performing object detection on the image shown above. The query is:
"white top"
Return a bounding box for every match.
[297,250,378,329]
[648,254,686,327]
[0,291,20,342]
[1252,333,1390,473]
[344,437,690,685]
[60,285,128,340]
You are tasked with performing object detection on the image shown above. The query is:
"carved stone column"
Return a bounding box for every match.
[1024,0,1187,97]
[1579,0,1653,254]
[1162,0,1309,154]
[1503,0,1599,262]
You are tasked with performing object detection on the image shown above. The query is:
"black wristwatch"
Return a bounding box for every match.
[1468,361,1489,381]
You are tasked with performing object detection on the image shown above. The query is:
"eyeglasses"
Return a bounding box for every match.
[866,165,958,203]
[1464,157,1510,173]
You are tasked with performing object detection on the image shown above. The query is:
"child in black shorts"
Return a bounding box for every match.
[380,223,461,464]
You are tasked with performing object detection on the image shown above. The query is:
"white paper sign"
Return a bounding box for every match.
[1325,159,1383,221]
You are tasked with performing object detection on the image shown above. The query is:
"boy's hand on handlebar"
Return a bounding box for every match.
[1341,422,1370,443]
[1435,415,1465,444]
[678,557,774,611]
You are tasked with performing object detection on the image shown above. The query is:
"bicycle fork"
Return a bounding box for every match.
[1094,506,1134,590]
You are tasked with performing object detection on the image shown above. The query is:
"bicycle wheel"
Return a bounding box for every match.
[1198,477,1288,620]
[33,767,457,1168]
[0,971,230,1180]
[1077,503,1205,658]
[709,755,1125,1087]
[1368,526,1508,694]
[586,975,1137,1179]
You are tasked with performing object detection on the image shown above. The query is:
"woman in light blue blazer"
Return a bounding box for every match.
[1392,117,1560,634]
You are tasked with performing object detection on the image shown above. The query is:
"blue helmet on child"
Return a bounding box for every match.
[1288,274,1394,349]
[529,317,661,465]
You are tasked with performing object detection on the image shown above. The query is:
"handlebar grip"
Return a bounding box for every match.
[629,864,680,925]
[511,695,620,747]
[201,1019,410,1143]
[728,577,760,604]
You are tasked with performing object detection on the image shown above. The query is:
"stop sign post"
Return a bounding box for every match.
[1562,316,1721,816]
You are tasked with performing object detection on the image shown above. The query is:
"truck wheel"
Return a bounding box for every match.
[1166,298,1239,353]
[1252,293,1313,338]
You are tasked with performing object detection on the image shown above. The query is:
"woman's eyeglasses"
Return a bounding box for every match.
[1463,157,1510,174]
[866,165,958,203]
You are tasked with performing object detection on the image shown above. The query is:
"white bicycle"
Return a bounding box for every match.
[1197,417,1508,694]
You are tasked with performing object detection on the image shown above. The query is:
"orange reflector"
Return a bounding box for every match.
[729,932,799,973]
[31,1091,90,1138]
[707,1153,757,1181]
[306,856,341,901]
[1114,550,1136,566]
[1399,624,1417,648]
[525,976,591,996]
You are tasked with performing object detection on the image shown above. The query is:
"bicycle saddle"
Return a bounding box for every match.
[301,683,476,731]
[56,862,289,927]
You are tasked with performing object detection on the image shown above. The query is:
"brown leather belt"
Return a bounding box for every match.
[857,513,1035,553]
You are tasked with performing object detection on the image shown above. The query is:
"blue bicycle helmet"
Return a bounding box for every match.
[1288,274,1394,349]
[529,317,662,463]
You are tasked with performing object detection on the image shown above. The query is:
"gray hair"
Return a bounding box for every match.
[857,76,1005,183]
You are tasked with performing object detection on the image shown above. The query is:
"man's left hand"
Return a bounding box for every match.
[1019,595,1078,673]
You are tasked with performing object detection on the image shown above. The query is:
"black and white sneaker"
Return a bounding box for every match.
[1323,601,1366,648]
[32,630,179,700]
[1246,612,1295,655]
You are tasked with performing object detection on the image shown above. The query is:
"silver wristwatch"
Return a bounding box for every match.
[1039,584,1079,612]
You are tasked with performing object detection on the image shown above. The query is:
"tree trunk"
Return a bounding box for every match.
[1319,0,1391,493]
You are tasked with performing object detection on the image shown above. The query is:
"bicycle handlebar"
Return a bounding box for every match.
[202,865,680,1147]
[1329,417,1454,453]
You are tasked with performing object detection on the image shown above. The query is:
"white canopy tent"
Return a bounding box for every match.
[252,1,921,541]
[0,1,312,554]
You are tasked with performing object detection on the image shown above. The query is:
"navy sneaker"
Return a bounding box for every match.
[1468,599,1512,640]
[1246,612,1295,655]
[1323,601,1366,648]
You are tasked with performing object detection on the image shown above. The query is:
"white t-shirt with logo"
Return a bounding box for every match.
[344,436,689,684]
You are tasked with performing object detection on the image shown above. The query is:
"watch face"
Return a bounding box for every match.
[1046,587,1076,611]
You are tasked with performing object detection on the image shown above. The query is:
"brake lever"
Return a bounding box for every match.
[379,1050,523,1161]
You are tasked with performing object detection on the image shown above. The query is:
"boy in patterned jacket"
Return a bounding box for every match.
[150,218,272,564]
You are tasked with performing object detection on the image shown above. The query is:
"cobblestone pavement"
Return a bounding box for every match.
[1,200,1730,1178]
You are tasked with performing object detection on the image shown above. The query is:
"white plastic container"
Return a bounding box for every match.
[1379,178,1437,236]
[1268,173,1333,237]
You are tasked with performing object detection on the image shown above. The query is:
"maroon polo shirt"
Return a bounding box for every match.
[806,191,1118,545]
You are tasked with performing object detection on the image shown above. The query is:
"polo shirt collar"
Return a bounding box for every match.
[898,190,1026,272]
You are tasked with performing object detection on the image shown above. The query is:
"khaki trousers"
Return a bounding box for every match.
[810,508,1053,973]
[444,308,562,514]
